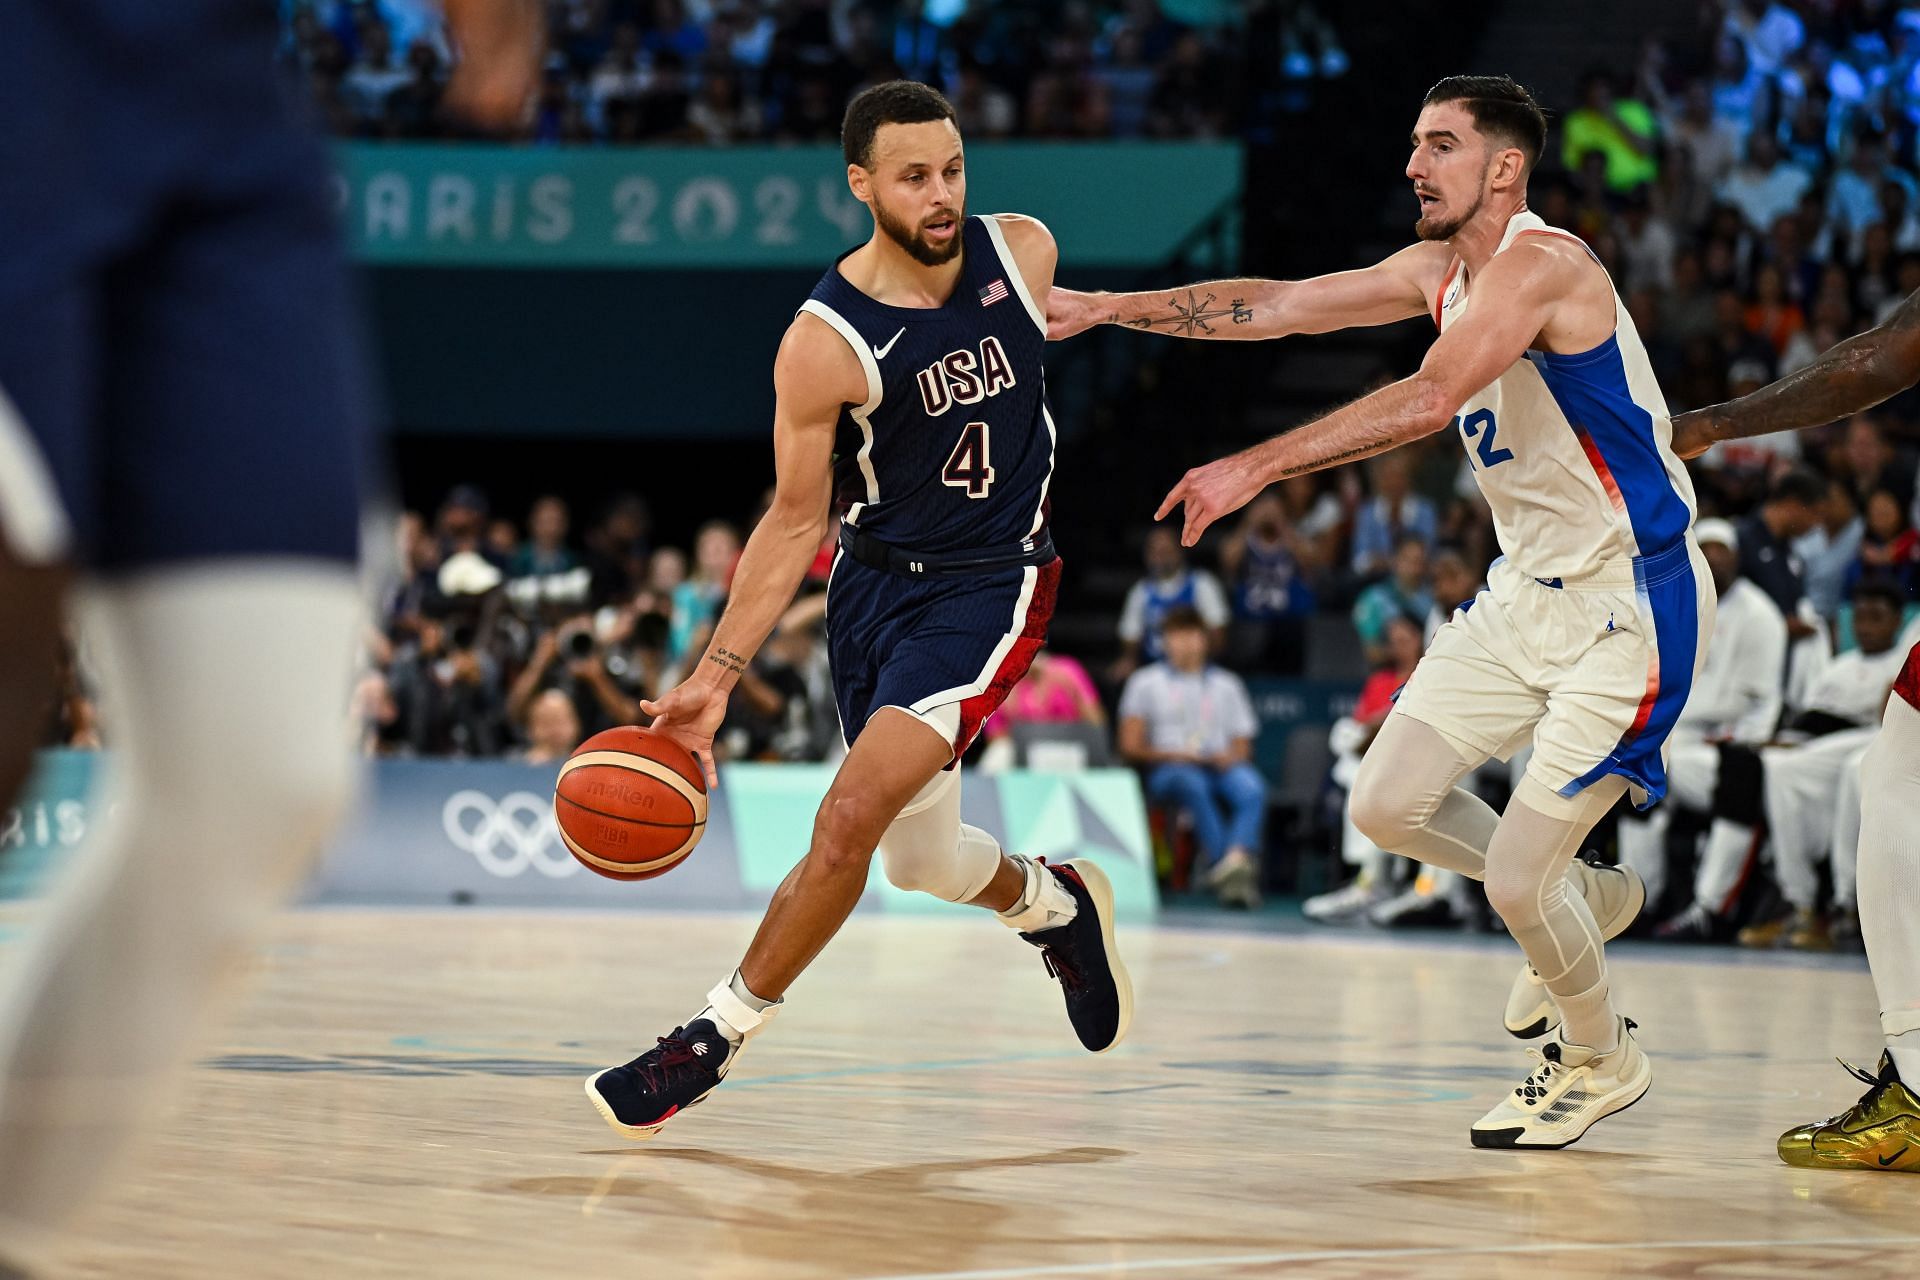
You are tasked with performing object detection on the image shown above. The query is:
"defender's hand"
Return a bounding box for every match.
[442,0,543,131]
[1156,453,1267,547]
[1046,287,1106,342]
[639,681,728,788]
[1668,410,1715,461]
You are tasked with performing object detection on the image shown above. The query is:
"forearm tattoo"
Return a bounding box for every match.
[1274,443,1378,478]
[705,646,748,677]
[1111,289,1256,336]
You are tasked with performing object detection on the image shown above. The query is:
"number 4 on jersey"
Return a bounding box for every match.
[941,421,996,498]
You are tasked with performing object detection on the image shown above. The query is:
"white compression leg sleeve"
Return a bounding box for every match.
[1347,713,1498,880]
[0,565,361,1252]
[1830,743,1870,911]
[874,766,1004,905]
[1857,696,1920,1079]
[1482,775,1630,1052]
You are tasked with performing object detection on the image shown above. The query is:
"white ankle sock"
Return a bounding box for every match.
[1556,981,1620,1054]
[1888,1035,1920,1082]
[996,855,1077,933]
[696,970,780,1045]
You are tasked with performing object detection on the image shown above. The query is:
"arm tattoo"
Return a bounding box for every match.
[1123,289,1256,336]
[1274,443,1378,478]
[705,646,748,677]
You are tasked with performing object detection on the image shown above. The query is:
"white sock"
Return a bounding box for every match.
[695,970,780,1045]
[1555,979,1620,1054]
[1858,698,1920,1085]
[996,854,1077,933]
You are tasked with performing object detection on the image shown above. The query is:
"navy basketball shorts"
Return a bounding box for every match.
[826,554,1062,763]
[0,4,370,572]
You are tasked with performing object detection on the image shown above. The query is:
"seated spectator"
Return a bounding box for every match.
[1733,580,1912,950]
[1850,489,1920,598]
[1303,611,1426,925]
[1717,131,1810,235]
[523,688,583,765]
[1424,545,1484,641]
[510,496,579,578]
[1118,607,1266,908]
[687,66,762,144]
[1352,533,1434,668]
[1113,525,1230,682]
[507,615,642,740]
[1219,493,1317,675]
[1737,467,1823,625]
[1793,478,1864,620]
[341,19,412,130]
[949,59,1017,140]
[387,618,513,757]
[1608,520,1788,940]
[1743,262,1805,356]
[1840,415,1916,517]
[983,649,1106,750]
[1349,451,1437,581]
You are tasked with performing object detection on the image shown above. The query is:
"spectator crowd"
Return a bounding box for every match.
[283,0,1347,145]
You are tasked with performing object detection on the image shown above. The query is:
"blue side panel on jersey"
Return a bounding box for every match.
[1557,540,1700,808]
[1530,337,1690,556]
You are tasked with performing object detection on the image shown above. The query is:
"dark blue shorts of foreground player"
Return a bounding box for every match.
[0,1,369,571]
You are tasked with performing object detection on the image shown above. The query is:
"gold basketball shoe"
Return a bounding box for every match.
[1777,1053,1920,1172]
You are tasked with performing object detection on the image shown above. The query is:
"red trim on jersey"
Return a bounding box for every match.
[1896,639,1920,713]
[1571,424,1628,518]
[952,559,1063,759]
[1433,258,1462,330]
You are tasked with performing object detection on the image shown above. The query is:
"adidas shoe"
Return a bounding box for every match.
[1470,1017,1651,1149]
[1503,860,1645,1038]
[1302,877,1387,924]
[1021,858,1133,1053]
[1778,1053,1920,1173]
[585,1019,736,1141]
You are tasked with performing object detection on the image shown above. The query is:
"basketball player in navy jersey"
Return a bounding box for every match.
[585,81,1131,1140]
[0,2,537,1265]
[1668,294,1920,1172]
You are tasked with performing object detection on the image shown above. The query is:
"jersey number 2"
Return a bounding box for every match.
[1456,409,1515,470]
[941,421,995,498]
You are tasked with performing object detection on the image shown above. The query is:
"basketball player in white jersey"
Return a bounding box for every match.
[1051,75,1705,1148]
[1670,295,1920,1172]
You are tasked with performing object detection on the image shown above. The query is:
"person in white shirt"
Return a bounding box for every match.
[1118,606,1266,907]
[1738,581,1913,948]
[1112,525,1231,681]
[1618,519,1786,938]
[1717,132,1811,236]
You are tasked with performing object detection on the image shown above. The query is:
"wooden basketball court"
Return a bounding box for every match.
[21,908,1920,1278]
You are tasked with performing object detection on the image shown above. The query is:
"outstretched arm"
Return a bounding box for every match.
[1671,288,1920,459]
[1046,242,1444,342]
[1156,240,1575,544]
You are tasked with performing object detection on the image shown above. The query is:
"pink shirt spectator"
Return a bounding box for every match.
[985,652,1103,739]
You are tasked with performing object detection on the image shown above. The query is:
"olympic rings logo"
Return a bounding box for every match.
[441,789,580,879]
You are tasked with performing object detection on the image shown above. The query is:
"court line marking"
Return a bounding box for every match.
[862,1234,1920,1280]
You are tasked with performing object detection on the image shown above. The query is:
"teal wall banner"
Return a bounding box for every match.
[337,141,1241,268]
[3,754,1158,920]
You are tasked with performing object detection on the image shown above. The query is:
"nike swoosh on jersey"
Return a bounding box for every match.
[873,327,906,360]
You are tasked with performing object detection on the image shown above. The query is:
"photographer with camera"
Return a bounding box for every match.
[388,615,513,757]
[506,611,643,744]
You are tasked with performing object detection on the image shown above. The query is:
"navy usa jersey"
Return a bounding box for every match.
[800,215,1055,556]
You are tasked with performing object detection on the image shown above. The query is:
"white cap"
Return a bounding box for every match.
[1694,517,1738,552]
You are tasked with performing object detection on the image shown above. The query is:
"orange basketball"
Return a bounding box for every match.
[553,726,708,881]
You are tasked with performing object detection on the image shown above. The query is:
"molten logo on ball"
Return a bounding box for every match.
[552,726,708,881]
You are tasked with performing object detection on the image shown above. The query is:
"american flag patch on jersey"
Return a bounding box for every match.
[979,279,1009,306]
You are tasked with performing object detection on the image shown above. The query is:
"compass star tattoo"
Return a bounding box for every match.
[1118,290,1256,335]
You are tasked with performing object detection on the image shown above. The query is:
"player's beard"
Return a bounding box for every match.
[873,191,965,267]
[1414,163,1489,242]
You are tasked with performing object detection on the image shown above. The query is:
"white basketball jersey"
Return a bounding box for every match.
[1436,210,1696,582]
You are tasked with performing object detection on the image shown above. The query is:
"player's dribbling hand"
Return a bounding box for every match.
[1156,452,1267,547]
[1045,288,1104,342]
[639,682,726,789]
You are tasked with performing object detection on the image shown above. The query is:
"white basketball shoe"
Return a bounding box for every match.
[1502,860,1646,1038]
[1471,1017,1650,1149]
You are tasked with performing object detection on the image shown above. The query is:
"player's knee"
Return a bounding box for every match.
[1481,863,1543,929]
[877,839,953,896]
[1348,770,1416,851]
[810,793,885,875]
